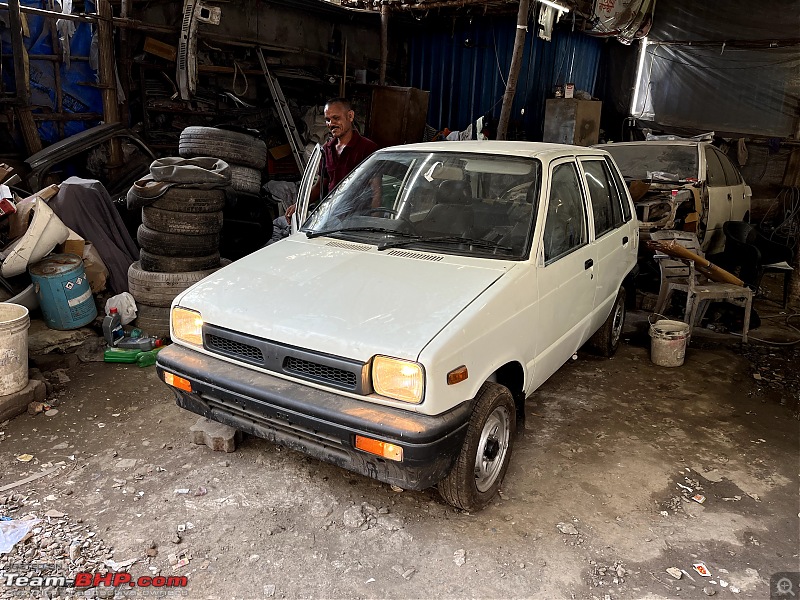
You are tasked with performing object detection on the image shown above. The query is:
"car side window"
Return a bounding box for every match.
[604,157,632,222]
[543,162,588,263]
[704,148,726,187]
[714,149,742,186]
[581,159,623,238]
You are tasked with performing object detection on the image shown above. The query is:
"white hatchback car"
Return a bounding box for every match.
[157,142,639,510]
[597,141,751,254]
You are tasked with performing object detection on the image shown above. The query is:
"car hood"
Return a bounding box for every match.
[178,236,511,362]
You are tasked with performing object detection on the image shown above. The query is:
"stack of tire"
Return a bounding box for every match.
[128,187,226,338]
[178,126,267,197]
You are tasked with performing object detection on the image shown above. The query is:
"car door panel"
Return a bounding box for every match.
[533,160,596,388]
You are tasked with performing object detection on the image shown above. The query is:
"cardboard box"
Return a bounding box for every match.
[58,228,86,258]
[83,242,108,293]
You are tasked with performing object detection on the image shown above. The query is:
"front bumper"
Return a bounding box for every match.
[156,344,473,490]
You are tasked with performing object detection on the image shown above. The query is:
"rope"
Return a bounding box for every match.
[232,61,248,97]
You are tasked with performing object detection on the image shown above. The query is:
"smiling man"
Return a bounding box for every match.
[286,98,378,219]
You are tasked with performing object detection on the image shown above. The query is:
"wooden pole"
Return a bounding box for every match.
[496,0,530,140]
[7,0,42,154]
[96,0,122,167]
[46,0,64,140]
[379,3,388,85]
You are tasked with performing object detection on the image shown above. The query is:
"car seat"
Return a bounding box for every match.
[418,180,474,237]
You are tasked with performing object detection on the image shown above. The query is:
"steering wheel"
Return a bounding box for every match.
[359,207,418,233]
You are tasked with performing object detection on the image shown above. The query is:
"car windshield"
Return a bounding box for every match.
[602,144,698,182]
[302,150,540,259]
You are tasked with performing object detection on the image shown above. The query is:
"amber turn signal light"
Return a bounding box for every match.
[163,371,192,393]
[354,435,403,462]
[447,366,468,385]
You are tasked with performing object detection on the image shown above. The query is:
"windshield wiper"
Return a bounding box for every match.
[378,236,513,252]
[305,227,420,239]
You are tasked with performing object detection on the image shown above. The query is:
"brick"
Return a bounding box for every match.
[189,417,240,453]
[0,379,46,423]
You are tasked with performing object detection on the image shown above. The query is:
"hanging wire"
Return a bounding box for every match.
[491,20,507,88]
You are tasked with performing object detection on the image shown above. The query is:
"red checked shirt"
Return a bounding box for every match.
[321,130,378,197]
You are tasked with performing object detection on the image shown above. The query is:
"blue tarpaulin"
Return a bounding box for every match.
[408,15,603,140]
[1,0,102,145]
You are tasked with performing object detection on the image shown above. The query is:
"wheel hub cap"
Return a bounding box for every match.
[474,406,511,493]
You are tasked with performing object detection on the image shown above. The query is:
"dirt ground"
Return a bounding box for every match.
[0,308,798,600]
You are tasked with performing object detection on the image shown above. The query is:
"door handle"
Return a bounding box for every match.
[584,258,593,270]
[622,236,629,245]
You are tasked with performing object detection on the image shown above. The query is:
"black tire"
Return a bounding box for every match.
[142,207,223,236]
[178,126,267,170]
[137,225,219,257]
[229,164,262,195]
[128,260,230,307]
[140,250,220,273]
[135,303,171,339]
[589,287,626,357]
[149,187,226,213]
[438,382,516,511]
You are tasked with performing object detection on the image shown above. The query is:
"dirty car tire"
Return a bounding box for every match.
[142,206,223,236]
[589,287,626,357]
[139,250,220,273]
[150,187,226,213]
[178,126,267,170]
[229,164,262,195]
[438,382,516,511]
[137,225,219,257]
[128,260,229,307]
[135,303,171,338]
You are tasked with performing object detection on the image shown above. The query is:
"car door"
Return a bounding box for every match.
[578,156,633,334]
[533,159,597,386]
[701,145,731,252]
[291,144,323,233]
[714,147,751,222]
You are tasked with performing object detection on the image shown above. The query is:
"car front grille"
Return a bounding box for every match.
[206,334,264,364]
[284,356,357,390]
[202,324,367,394]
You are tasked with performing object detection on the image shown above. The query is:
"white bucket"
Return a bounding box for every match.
[0,303,30,395]
[649,319,690,368]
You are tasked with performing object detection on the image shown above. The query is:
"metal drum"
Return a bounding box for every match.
[29,254,97,330]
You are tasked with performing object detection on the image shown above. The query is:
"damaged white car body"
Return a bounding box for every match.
[597,141,751,254]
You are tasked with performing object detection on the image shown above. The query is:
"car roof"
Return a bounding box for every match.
[596,141,704,149]
[380,141,612,162]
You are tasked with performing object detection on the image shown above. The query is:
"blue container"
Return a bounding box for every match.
[29,254,97,330]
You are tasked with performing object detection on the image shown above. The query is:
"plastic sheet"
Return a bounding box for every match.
[0,518,39,554]
[630,0,800,137]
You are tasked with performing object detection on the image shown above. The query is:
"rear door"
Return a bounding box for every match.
[578,156,634,333]
[714,147,750,222]
[533,158,597,386]
[702,146,732,252]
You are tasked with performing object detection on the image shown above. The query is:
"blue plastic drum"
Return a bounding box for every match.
[29,254,97,330]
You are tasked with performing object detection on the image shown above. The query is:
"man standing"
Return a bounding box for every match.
[286,98,378,219]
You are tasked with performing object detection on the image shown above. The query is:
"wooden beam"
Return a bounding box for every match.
[7,0,42,154]
[96,0,122,167]
[380,3,388,85]
[497,0,530,140]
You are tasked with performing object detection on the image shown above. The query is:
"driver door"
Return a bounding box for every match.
[291,144,323,233]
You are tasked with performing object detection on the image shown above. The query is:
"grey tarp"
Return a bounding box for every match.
[49,177,139,294]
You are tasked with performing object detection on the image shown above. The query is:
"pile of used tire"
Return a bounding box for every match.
[179,126,267,196]
[127,165,231,338]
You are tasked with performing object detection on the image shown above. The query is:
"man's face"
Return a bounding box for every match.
[324,103,354,140]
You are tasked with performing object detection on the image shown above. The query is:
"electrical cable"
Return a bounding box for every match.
[491,21,507,88]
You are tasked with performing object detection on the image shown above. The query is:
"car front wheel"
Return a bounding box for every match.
[438,382,516,511]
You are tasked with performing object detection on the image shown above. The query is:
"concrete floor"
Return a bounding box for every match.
[0,308,798,600]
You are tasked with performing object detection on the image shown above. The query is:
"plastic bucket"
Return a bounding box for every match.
[0,303,30,395]
[30,254,97,330]
[649,319,690,367]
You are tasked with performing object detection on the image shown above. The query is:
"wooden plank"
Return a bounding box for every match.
[96,0,121,167]
[0,467,60,493]
[7,0,42,154]
[45,0,64,139]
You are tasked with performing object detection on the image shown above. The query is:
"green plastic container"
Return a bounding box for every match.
[103,347,143,363]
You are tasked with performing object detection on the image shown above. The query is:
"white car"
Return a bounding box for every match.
[157,142,638,510]
[596,141,751,254]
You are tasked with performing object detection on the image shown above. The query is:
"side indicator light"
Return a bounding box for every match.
[447,365,469,385]
[355,435,403,462]
[163,372,192,393]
